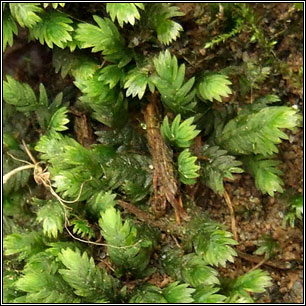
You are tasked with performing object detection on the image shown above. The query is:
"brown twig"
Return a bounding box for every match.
[117,199,185,237]
[248,258,267,272]
[236,250,292,270]
[118,200,157,226]
[144,93,187,223]
[223,190,238,242]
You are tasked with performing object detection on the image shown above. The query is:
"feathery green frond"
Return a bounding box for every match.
[87,191,117,217]
[23,251,59,275]
[129,285,167,303]
[238,61,272,95]
[242,155,284,196]
[225,293,254,303]
[160,247,220,288]
[52,48,98,79]
[102,152,152,191]
[77,72,128,128]
[254,234,279,259]
[192,220,238,267]
[160,246,184,279]
[218,106,300,156]
[124,67,151,99]
[205,18,243,49]
[151,50,196,113]
[98,65,125,89]
[3,192,27,219]
[99,207,153,276]
[35,133,76,161]
[80,72,116,101]
[3,150,32,195]
[283,193,303,228]
[129,282,194,303]
[230,269,273,294]
[146,3,184,45]
[43,3,65,9]
[162,248,220,288]
[51,164,103,201]
[3,11,18,52]
[3,271,25,303]
[99,207,135,246]
[35,134,108,200]
[181,255,220,287]
[3,79,64,131]
[4,232,45,261]
[106,3,144,27]
[3,133,19,151]
[178,149,200,185]
[96,122,146,151]
[162,282,195,303]
[36,200,65,238]
[45,241,84,257]
[58,248,116,302]
[161,114,200,148]
[28,11,73,48]
[199,145,243,195]
[193,285,226,303]
[89,97,127,127]
[193,229,237,267]
[71,219,95,239]
[121,180,150,202]
[238,94,281,116]
[15,269,79,303]
[198,73,232,102]
[3,76,39,112]
[48,107,69,134]
[35,86,65,131]
[75,16,132,67]
[9,3,42,28]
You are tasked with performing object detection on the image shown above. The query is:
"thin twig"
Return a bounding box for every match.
[248,258,266,272]
[171,234,181,249]
[6,152,33,165]
[22,139,37,164]
[117,200,162,228]
[236,250,292,270]
[224,190,238,242]
[117,199,186,238]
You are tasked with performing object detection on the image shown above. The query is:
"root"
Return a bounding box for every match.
[3,164,35,184]
[224,190,238,242]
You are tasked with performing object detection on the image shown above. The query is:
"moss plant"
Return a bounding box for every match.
[3,3,302,303]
